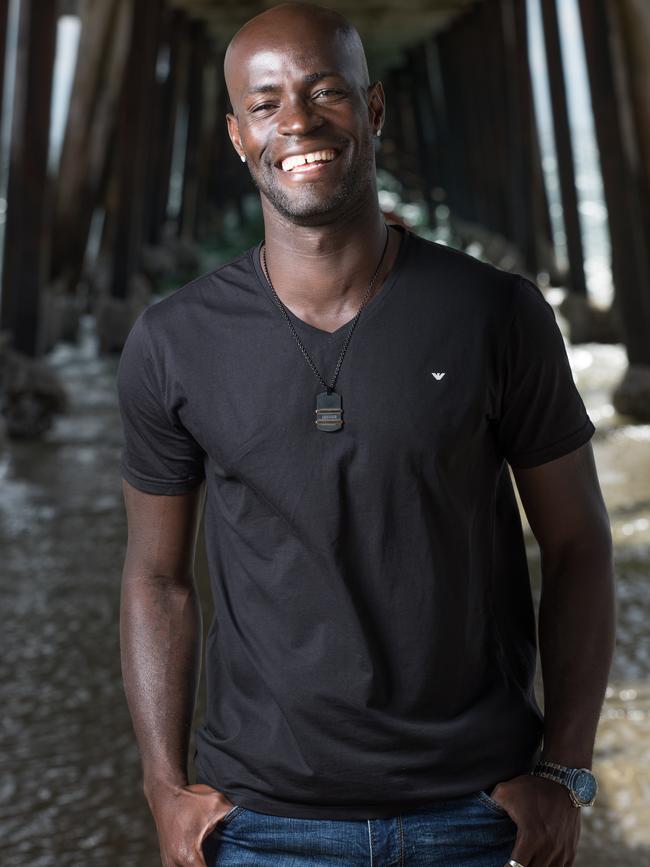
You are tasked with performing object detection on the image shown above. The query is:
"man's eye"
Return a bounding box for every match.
[250,90,345,112]
[315,89,345,98]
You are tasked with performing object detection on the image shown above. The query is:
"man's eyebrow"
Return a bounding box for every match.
[245,71,345,96]
[304,70,343,84]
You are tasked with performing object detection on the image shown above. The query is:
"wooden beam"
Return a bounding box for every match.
[165,0,481,65]
[0,0,9,126]
[500,0,539,272]
[617,0,650,254]
[422,37,451,208]
[206,72,229,220]
[480,0,510,238]
[0,0,57,356]
[178,19,207,241]
[437,19,468,218]
[540,0,587,295]
[109,0,163,299]
[51,0,127,292]
[194,52,221,240]
[405,43,441,226]
[464,8,492,228]
[578,0,650,364]
[145,8,191,245]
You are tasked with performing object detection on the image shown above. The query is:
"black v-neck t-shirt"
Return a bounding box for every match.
[116,224,595,819]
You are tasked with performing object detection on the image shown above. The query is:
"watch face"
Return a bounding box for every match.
[573,770,598,804]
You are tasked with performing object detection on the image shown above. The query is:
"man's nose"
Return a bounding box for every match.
[276,97,324,136]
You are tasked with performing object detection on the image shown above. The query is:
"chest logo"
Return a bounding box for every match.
[431,372,446,380]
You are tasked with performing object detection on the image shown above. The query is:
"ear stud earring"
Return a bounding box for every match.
[376,129,382,137]
[241,155,246,162]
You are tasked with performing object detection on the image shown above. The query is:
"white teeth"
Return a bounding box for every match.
[281,149,338,172]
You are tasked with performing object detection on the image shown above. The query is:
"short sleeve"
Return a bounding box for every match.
[495,275,596,469]
[116,310,206,494]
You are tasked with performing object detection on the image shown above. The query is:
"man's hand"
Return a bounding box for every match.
[490,774,581,867]
[147,781,236,867]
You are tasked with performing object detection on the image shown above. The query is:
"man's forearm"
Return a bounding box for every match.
[537,538,616,768]
[120,572,202,800]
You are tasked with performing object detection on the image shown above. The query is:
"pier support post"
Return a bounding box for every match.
[579,0,650,418]
[96,0,162,353]
[500,0,539,274]
[178,20,207,243]
[0,0,57,357]
[145,9,190,247]
[540,0,587,296]
[51,0,130,298]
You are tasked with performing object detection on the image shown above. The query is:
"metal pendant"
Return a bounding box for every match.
[315,390,343,431]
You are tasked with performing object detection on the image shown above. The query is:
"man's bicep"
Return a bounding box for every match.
[121,479,205,584]
[511,441,611,557]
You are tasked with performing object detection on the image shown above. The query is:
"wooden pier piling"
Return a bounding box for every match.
[0,0,57,357]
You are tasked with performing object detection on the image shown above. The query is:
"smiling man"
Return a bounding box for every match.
[117,3,615,867]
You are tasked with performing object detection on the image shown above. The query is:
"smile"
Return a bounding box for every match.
[278,148,340,174]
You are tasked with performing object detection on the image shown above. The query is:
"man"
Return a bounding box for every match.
[116,3,616,866]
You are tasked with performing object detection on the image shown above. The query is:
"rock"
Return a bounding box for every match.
[612,364,650,422]
[160,224,202,273]
[141,244,176,286]
[94,275,153,354]
[170,237,202,273]
[40,281,87,350]
[0,330,69,439]
[558,292,623,343]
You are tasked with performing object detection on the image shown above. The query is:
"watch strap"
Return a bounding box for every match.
[530,760,595,807]
[531,760,575,787]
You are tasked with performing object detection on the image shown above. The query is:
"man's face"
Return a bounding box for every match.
[226,31,383,224]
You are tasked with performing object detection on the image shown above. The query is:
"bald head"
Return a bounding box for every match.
[224,2,370,115]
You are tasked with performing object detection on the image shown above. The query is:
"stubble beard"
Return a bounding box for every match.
[247,132,376,224]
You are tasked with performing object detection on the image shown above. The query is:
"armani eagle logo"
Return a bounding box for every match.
[431,372,446,380]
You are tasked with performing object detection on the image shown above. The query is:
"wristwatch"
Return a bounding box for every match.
[530,760,598,807]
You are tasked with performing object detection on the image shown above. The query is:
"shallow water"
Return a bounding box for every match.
[0,308,647,865]
[548,335,650,864]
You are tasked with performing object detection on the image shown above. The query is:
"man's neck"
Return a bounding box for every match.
[259,202,399,323]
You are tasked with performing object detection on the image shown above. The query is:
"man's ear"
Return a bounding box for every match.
[226,112,245,161]
[366,81,385,133]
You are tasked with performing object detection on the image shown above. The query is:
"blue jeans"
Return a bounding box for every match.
[202,788,518,866]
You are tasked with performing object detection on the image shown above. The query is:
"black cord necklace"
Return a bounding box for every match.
[260,224,391,432]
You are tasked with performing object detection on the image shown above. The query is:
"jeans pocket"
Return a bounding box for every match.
[218,804,247,827]
[475,788,509,816]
